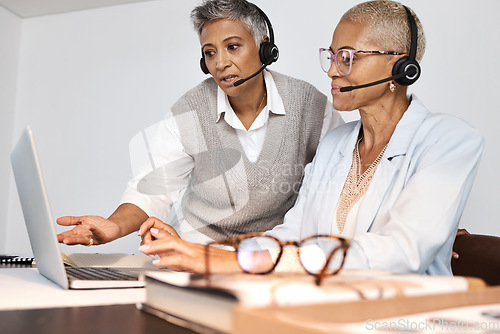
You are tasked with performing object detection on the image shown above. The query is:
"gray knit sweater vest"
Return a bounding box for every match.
[170,71,326,240]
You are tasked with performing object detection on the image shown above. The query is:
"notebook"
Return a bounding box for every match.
[10,125,146,289]
[0,255,34,265]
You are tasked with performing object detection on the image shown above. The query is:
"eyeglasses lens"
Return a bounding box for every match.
[336,50,352,75]
[320,49,352,75]
[299,237,344,275]
[320,49,333,73]
[237,236,280,274]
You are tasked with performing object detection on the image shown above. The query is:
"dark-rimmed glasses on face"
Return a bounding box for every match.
[319,48,404,75]
[205,232,350,286]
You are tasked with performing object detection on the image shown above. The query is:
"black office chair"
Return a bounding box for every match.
[452,232,500,286]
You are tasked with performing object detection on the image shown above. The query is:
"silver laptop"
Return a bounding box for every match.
[10,125,145,289]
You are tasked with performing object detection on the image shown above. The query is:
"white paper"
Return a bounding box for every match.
[0,268,145,311]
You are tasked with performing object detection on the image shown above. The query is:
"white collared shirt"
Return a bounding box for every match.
[121,70,343,243]
[217,70,334,162]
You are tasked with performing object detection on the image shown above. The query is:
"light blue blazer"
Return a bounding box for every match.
[270,95,484,276]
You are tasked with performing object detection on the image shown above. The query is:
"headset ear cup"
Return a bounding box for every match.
[392,57,407,84]
[259,41,271,64]
[200,57,209,74]
[392,57,421,86]
[259,41,279,65]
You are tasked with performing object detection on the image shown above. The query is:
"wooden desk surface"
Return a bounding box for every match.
[0,304,197,334]
[0,265,197,333]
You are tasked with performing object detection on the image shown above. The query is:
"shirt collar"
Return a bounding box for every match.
[215,70,286,123]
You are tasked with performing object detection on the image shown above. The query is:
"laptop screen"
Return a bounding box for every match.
[11,126,69,289]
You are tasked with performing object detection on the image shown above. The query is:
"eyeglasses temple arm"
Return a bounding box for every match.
[314,245,349,286]
[204,243,211,285]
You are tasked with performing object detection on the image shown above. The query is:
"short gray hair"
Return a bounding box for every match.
[190,0,268,47]
[341,0,426,62]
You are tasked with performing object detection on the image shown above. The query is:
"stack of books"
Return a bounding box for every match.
[137,270,485,333]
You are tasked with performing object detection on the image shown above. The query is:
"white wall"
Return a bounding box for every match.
[0,6,22,254]
[4,0,500,256]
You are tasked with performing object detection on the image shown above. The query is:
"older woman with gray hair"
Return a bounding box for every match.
[57,0,342,247]
[138,0,483,278]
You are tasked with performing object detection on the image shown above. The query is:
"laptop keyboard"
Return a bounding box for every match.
[65,267,138,281]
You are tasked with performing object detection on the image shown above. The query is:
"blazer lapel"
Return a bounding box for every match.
[355,158,399,234]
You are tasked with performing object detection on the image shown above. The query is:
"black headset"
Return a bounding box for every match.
[392,5,421,86]
[199,4,279,76]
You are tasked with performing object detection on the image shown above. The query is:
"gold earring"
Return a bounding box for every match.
[389,82,396,93]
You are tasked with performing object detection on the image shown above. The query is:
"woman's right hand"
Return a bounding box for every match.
[56,215,122,246]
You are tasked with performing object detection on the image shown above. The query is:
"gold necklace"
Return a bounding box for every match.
[336,137,387,233]
[256,91,267,115]
[355,138,388,184]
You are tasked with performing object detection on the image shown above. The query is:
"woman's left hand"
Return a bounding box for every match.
[138,217,180,245]
[138,219,241,274]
